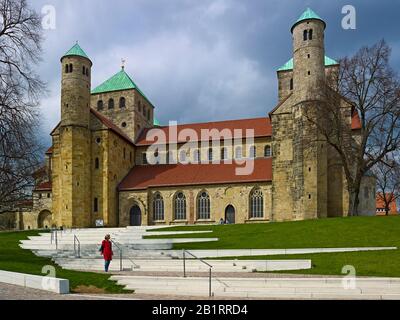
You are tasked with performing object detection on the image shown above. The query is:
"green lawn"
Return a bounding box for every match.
[0,231,131,294]
[145,216,400,277]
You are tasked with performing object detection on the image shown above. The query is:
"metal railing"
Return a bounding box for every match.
[73,235,81,258]
[50,229,58,250]
[111,240,139,271]
[183,249,213,297]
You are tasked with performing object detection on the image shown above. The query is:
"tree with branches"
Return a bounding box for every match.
[373,155,400,215]
[305,40,400,216]
[0,0,45,213]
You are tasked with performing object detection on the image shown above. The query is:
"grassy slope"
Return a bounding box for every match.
[0,231,130,293]
[145,216,400,277]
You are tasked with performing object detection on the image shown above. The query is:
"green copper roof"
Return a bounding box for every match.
[277,56,338,71]
[92,69,154,106]
[153,118,161,126]
[291,8,326,32]
[62,43,90,60]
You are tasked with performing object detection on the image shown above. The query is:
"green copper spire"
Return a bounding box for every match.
[277,56,338,72]
[62,43,90,61]
[291,8,326,32]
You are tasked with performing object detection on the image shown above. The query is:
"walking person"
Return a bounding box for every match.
[100,234,113,272]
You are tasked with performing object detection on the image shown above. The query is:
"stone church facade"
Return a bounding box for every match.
[15,8,376,230]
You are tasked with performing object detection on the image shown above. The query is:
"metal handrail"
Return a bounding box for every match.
[51,229,58,250]
[183,249,213,297]
[111,240,139,271]
[73,235,81,258]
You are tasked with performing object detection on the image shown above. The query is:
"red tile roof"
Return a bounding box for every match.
[376,193,398,214]
[90,108,134,146]
[119,158,272,191]
[34,181,52,191]
[351,110,362,130]
[135,117,272,146]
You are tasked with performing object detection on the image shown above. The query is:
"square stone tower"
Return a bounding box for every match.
[271,8,330,221]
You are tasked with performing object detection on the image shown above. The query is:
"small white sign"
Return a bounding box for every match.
[95,219,104,227]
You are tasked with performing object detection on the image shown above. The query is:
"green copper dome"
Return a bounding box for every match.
[291,8,326,32]
[62,43,91,61]
[277,56,338,72]
[92,68,154,107]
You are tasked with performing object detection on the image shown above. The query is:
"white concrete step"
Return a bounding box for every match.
[109,276,400,299]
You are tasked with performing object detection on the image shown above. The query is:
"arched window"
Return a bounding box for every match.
[264,145,272,158]
[308,29,313,40]
[153,193,164,221]
[235,146,242,159]
[197,191,210,220]
[69,64,73,73]
[290,78,293,90]
[179,149,187,163]
[250,188,264,218]
[193,149,200,163]
[97,100,104,111]
[208,148,213,161]
[221,147,227,160]
[249,146,256,158]
[119,97,126,108]
[95,158,99,169]
[174,192,186,220]
[108,98,114,109]
[303,29,308,41]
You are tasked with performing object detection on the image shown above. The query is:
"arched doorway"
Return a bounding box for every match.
[129,205,142,226]
[38,210,52,229]
[225,205,235,224]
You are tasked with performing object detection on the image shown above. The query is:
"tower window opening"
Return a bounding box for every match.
[65,64,69,73]
[108,98,114,109]
[97,100,103,111]
[69,64,73,73]
[86,68,89,76]
[309,194,311,199]
[290,78,293,90]
[138,101,141,112]
[307,54,310,59]
[303,30,308,41]
[119,97,126,108]
[94,198,98,212]
[308,71,311,75]
[82,66,86,75]
[308,29,313,40]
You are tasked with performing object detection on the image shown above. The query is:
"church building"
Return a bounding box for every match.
[20,8,376,229]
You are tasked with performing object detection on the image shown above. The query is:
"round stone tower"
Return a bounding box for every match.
[55,43,93,228]
[60,43,92,127]
[292,8,326,102]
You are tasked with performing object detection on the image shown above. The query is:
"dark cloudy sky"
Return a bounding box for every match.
[31,0,400,146]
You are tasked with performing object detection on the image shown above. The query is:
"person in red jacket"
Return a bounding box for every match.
[100,234,113,272]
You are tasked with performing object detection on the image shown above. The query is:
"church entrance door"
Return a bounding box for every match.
[129,205,142,226]
[225,205,235,224]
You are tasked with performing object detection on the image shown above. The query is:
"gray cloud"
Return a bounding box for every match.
[31,0,400,146]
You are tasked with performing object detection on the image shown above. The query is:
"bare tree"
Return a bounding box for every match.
[373,155,400,215]
[306,40,400,216]
[0,0,45,213]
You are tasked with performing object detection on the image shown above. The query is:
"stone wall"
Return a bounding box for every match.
[119,182,272,226]
[91,89,154,142]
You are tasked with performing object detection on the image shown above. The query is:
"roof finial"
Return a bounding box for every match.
[121,58,126,70]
